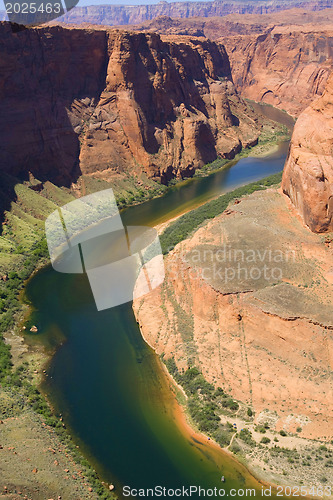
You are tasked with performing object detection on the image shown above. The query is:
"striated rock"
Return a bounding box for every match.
[282,73,333,232]
[79,31,260,183]
[0,23,108,185]
[0,23,261,185]
[125,9,333,116]
[41,0,333,27]
[134,188,333,443]
[220,28,333,116]
[122,7,333,41]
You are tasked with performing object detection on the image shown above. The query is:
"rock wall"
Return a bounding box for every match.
[220,28,333,116]
[282,73,333,232]
[0,22,262,185]
[41,0,333,27]
[134,188,333,441]
[125,8,333,41]
[126,11,333,116]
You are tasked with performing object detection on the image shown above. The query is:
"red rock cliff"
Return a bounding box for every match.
[47,0,333,27]
[282,73,333,232]
[124,10,333,117]
[220,28,333,116]
[0,23,261,185]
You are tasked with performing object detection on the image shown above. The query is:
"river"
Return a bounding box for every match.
[25,106,292,499]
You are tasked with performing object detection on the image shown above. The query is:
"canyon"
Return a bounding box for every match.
[0,22,263,187]
[128,7,333,38]
[41,0,333,27]
[1,5,332,214]
[2,7,332,194]
[118,6,333,233]
[220,27,333,117]
[0,4,332,495]
[127,9,333,116]
[134,184,333,488]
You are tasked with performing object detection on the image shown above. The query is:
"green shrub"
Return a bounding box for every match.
[213,426,234,447]
[239,429,256,447]
[230,443,241,454]
[221,398,239,411]
[161,357,240,437]
[255,426,266,434]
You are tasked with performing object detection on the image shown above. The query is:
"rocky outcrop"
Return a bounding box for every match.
[0,22,262,185]
[126,10,333,116]
[134,188,333,442]
[79,32,261,183]
[282,73,333,232]
[41,0,333,27]
[220,28,333,116]
[124,7,333,40]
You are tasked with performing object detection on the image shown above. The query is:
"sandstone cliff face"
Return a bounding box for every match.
[125,8,333,41]
[45,0,333,27]
[126,10,333,116]
[220,28,333,116]
[0,23,108,185]
[134,188,333,444]
[282,73,333,232]
[0,22,261,185]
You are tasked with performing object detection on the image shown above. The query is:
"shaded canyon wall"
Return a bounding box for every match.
[0,23,261,185]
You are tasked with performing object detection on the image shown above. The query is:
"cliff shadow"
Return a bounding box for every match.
[0,23,110,235]
[130,35,211,154]
[0,173,17,233]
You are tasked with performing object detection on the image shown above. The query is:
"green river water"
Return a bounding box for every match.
[25,106,293,499]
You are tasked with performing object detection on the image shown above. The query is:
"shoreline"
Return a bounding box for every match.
[139,318,304,499]
[2,113,292,497]
[137,317,326,500]
[140,321,286,496]
[133,180,333,498]
[152,138,290,234]
[16,148,287,495]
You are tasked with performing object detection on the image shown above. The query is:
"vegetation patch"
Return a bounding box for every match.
[162,356,239,447]
[0,172,117,498]
[160,172,283,254]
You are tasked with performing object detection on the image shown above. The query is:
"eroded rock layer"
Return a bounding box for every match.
[134,188,333,441]
[125,10,333,116]
[282,73,333,232]
[220,28,333,116]
[126,8,333,45]
[44,0,333,27]
[0,23,261,185]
